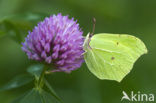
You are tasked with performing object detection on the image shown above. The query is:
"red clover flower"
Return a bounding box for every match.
[22,13,84,72]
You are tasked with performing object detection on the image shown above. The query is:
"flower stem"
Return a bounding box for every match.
[37,65,47,89]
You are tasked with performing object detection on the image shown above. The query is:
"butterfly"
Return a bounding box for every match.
[83,18,147,82]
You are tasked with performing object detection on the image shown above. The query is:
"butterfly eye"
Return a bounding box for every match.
[89,33,92,38]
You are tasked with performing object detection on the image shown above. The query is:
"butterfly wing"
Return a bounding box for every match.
[83,33,147,82]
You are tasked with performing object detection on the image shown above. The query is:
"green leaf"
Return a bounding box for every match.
[4,12,47,22]
[45,79,63,103]
[0,74,33,92]
[41,90,61,103]
[83,33,148,82]
[11,91,29,103]
[27,65,63,102]
[0,20,22,43]
[19,89,43,103]
[0,13,48,43]
[13,88,61,103]
[27,64,44,80]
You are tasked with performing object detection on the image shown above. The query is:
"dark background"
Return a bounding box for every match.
[0,0,156,103]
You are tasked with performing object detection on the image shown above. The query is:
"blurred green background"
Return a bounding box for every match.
[0,0,156,103]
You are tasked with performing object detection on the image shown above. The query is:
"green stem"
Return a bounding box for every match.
[37,65,47,89]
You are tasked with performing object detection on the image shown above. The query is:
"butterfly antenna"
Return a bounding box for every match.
[88,17,96,49]
[90,17,96,37]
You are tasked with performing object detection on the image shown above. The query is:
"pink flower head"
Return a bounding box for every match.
[22,13,84,72]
